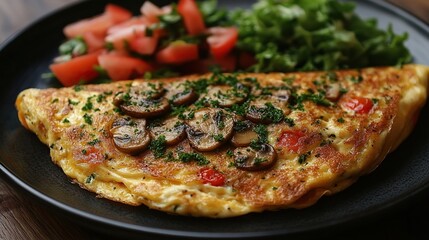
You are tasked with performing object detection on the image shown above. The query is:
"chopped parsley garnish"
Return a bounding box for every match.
[178,152,209,165]
[83,113,93,125]
[73,85,84,92]
[63,118,70,123]
[298,151,311,164]
[284,117,295,127]
[68,99,79,105]
[233,120,250,132]
[226,149,234,157]
[85,173,96,184]
[150,135,167,158]
[254,157,267,165]
[250,124,268,150]
[337,118,345,123]
[213,134,224,142]
[349,75,363,83]
[229,101,249,116]
[82,98,93,111]
[282,76,295,85]
[248,102,284,123]
[289,90,332,110]
[87,138,100,146]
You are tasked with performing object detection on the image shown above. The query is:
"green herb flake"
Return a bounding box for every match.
[88,138,100,146]
[68,99,79,106]
[254,157,267,165]
[85,173,96,184]
[337,118,345,123]
[82,98,93,111]
[63,118,70,123]
[349,75,363,83]
[83,113,93,125]
[178,152,209,165]
[298,151,311,164]
[284,117,295,127]
[73,85,84,92]
[213,134,225,142]
[150,135,167,158]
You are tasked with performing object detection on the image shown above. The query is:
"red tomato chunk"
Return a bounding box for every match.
[341,96,374,114]
[199,167,225,186]
[50,51,101,87]
[277,130,305,152]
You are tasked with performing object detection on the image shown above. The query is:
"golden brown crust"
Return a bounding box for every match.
[15,64,429,217]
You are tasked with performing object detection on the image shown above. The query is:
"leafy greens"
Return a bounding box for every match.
[229,0,411,72]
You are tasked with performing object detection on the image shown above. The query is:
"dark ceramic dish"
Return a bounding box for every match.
[1,0,429,238]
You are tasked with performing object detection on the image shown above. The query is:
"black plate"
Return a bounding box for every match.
[1,0,429,238]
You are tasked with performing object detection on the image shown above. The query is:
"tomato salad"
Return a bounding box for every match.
[49,0,242,86]
[48,0,411,87]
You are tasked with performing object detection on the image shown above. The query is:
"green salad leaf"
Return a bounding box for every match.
[230,0,411,72]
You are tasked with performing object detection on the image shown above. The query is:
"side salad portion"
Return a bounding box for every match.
[47,0,411,86]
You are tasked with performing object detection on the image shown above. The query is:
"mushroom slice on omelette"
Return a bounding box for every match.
[15,64,429,217]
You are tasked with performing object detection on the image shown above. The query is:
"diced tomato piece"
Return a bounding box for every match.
[107,16,152,35]
[50,51,100,86]
[156,41,199,64]
[64,15,112,39]
[106,25,147,50]
[140,1,163,22]
[177,0,206,35]
[129,36,159,55]
[207,27,238,59]
[104,4,132,23]
[98,54,153,80]
[63,4,131,39]
[82,32,105,52]
[277,130,305,152]
[199,167,225,186]
[238,51,257,69]
[341,96,373,114]
[161,5,173,15]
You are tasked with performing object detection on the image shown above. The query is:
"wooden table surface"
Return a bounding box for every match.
[1,0,429,239]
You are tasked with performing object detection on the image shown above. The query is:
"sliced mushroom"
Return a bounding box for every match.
[245,96,288,124]
[120,97,170,118]
[135,82,166,99]
[185,108,234,151]
[204,84,248,107]
[110,117,150,155]
[272,89,290,102]
[231,120,258,147]
[112,91,129,107]
[113,83,165,107]
[164,83,198,105]
[149,117,186,145]
[233,144,277,171]
[325,82,340,101]
[231,130,258,147]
